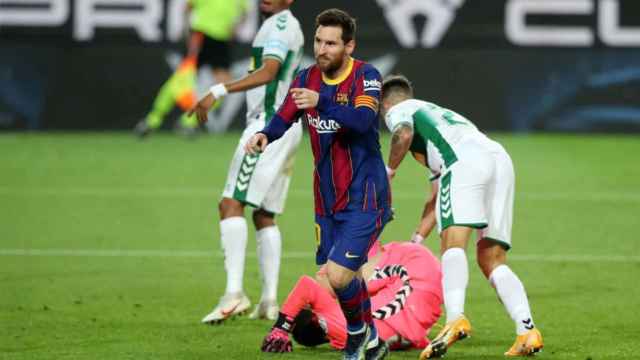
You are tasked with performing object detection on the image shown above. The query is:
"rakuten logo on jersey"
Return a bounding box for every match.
[363,79,382,92]
[307,114,341,134]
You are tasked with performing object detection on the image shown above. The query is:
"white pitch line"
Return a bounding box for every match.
[0,186,639,202]
[1,249,639,263]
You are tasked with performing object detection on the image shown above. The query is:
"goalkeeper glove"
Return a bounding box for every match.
[261,312,294,353]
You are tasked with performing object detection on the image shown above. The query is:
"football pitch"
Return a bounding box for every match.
[1,132,639,360]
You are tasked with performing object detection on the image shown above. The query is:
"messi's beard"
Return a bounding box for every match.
[316,54,345,77]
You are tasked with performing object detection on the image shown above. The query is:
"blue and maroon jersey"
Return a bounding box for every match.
[260,58,391,216]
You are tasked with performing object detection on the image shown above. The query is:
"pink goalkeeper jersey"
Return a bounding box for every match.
[369,242,442,300]
[281,242,442,350]
[367,242,442,348]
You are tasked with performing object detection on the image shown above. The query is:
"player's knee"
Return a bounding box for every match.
[327,276,348,291]
[252,208,275,229]
[326,269,354,290]
[218,198,244,219]
[476,240,507,278]
[440,226,472,253]
[441,243,465,254]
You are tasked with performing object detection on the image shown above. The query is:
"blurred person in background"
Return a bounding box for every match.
[381,75,543,358]
[189,0,304,324]
[134,0,249,138]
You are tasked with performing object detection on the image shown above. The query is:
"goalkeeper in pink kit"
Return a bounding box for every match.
[261,241,443,352]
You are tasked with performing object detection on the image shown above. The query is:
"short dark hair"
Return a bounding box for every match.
[291,309,328,347]
[315,8,356,43]
[382,74,414,100]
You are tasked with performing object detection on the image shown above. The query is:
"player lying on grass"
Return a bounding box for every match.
[381,75,543,358]
[261,241,442,355]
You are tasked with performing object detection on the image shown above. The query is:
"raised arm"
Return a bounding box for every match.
[315,96,377,133]
[190,17,293,123]
[288,64,382,133]
[319,65,382,133]
[190,59,282,124]
[223,13,292,94]
[224,58,281,93]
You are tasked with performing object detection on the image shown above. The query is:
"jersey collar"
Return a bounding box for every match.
[322,57,354,85]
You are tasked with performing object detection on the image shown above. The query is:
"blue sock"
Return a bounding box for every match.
[360,278,377,341]
[335,277,366,333]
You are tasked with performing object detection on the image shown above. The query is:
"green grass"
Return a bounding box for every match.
[1,132,639,359]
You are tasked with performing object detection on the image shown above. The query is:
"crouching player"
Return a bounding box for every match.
[381,75,543,358]
[261,241,442,355]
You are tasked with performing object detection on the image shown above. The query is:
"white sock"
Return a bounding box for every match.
[220,216,248,295]
[442,247,468,322]
[490,264,535,335]
[256,225,281,302]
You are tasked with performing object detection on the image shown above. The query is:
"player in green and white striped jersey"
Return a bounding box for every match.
[245,7,304,126]
[381,75,543,358]
[190,0,304,325]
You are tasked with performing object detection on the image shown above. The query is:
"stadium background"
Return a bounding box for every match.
[3,0,640,132]
[2,1,640,359]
